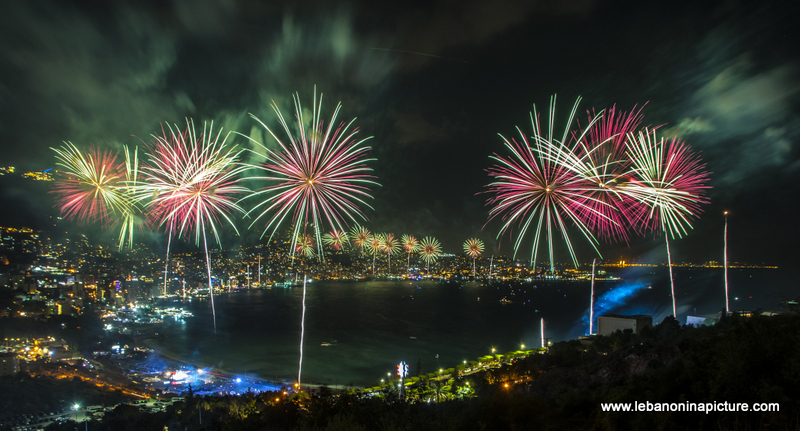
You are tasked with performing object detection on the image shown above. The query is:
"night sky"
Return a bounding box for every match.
[1,0,798,267]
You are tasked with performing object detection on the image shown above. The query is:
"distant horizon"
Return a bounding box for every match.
[0,219,782,270]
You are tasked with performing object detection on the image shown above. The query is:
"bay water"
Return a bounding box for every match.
[150,266,794,388]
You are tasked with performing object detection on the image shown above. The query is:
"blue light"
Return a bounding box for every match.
[583,282,648,332]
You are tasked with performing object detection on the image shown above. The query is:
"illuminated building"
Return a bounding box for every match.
[0,352,18,376]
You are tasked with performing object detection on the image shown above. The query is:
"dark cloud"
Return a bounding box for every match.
[660,24,800,192]
[1,2,193,166]
[391,0,597,71]
[386,109,462,146]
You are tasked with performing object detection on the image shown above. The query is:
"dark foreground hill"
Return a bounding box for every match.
[39,312,800,431]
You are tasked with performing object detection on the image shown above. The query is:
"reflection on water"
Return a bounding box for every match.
[151,267,790,387]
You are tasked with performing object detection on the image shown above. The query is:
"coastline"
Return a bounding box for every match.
[136,334,358,392]
[130,270,784,393]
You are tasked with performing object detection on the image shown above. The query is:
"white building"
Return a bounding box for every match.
[597,315,652,336]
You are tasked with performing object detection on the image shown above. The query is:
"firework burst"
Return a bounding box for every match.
[134,124,189,296]
[138,119,248,333]
[620,128,710,318]
[139,121,248,246]
[401,234,420,272]
[51,142,145,250]
[621,129,710,238]
[242,89,379,259]
[562,105,651,242]
[369,233,385,275]
[419,236,442,273]
[463,238,485,277]
[381,233,399,274]
[116,145,146,250]
[51,142,127,226]
[484,96,606,270]
[322,229,349,251]
[350,225,372,253]
[296,233,316,258]
[241,89,378,388]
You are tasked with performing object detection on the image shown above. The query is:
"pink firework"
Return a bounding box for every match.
[243,89,379,259]
[621,128,710,319]
[570,105,652,242]
[51,142,127,227]
[622,128,711,238]
[138,119,248,333]
[485,96,604,270]
[139,120,248,246]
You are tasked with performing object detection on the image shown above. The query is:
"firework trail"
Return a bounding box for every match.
[349,225,372,275]
[135,124,191,293]
[381,233,399,274]
[589,258,596,335]
[541,318,546,348]
[419,236,442,274]
[117,145,147,250]
[369,233,385,275]
[298,274,307,387]
[138,125,189,296]
[463,238,485,277]
[322,229,349,251]
[241,89,378,387]
[484,96,606,270]
[724,211,729,314]
[621,128,710,318]
[138,120,248,333]
[401,234,420,272]
[242,89,379,260]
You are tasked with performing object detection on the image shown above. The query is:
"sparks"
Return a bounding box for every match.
[463,238,485,277]
[242,88,379,260]
[419,236,442,274]
[401,234,420,272]
[137,119,248,333]
[484,96,605,270]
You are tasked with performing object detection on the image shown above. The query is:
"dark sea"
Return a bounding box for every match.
[150,266,797,388]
